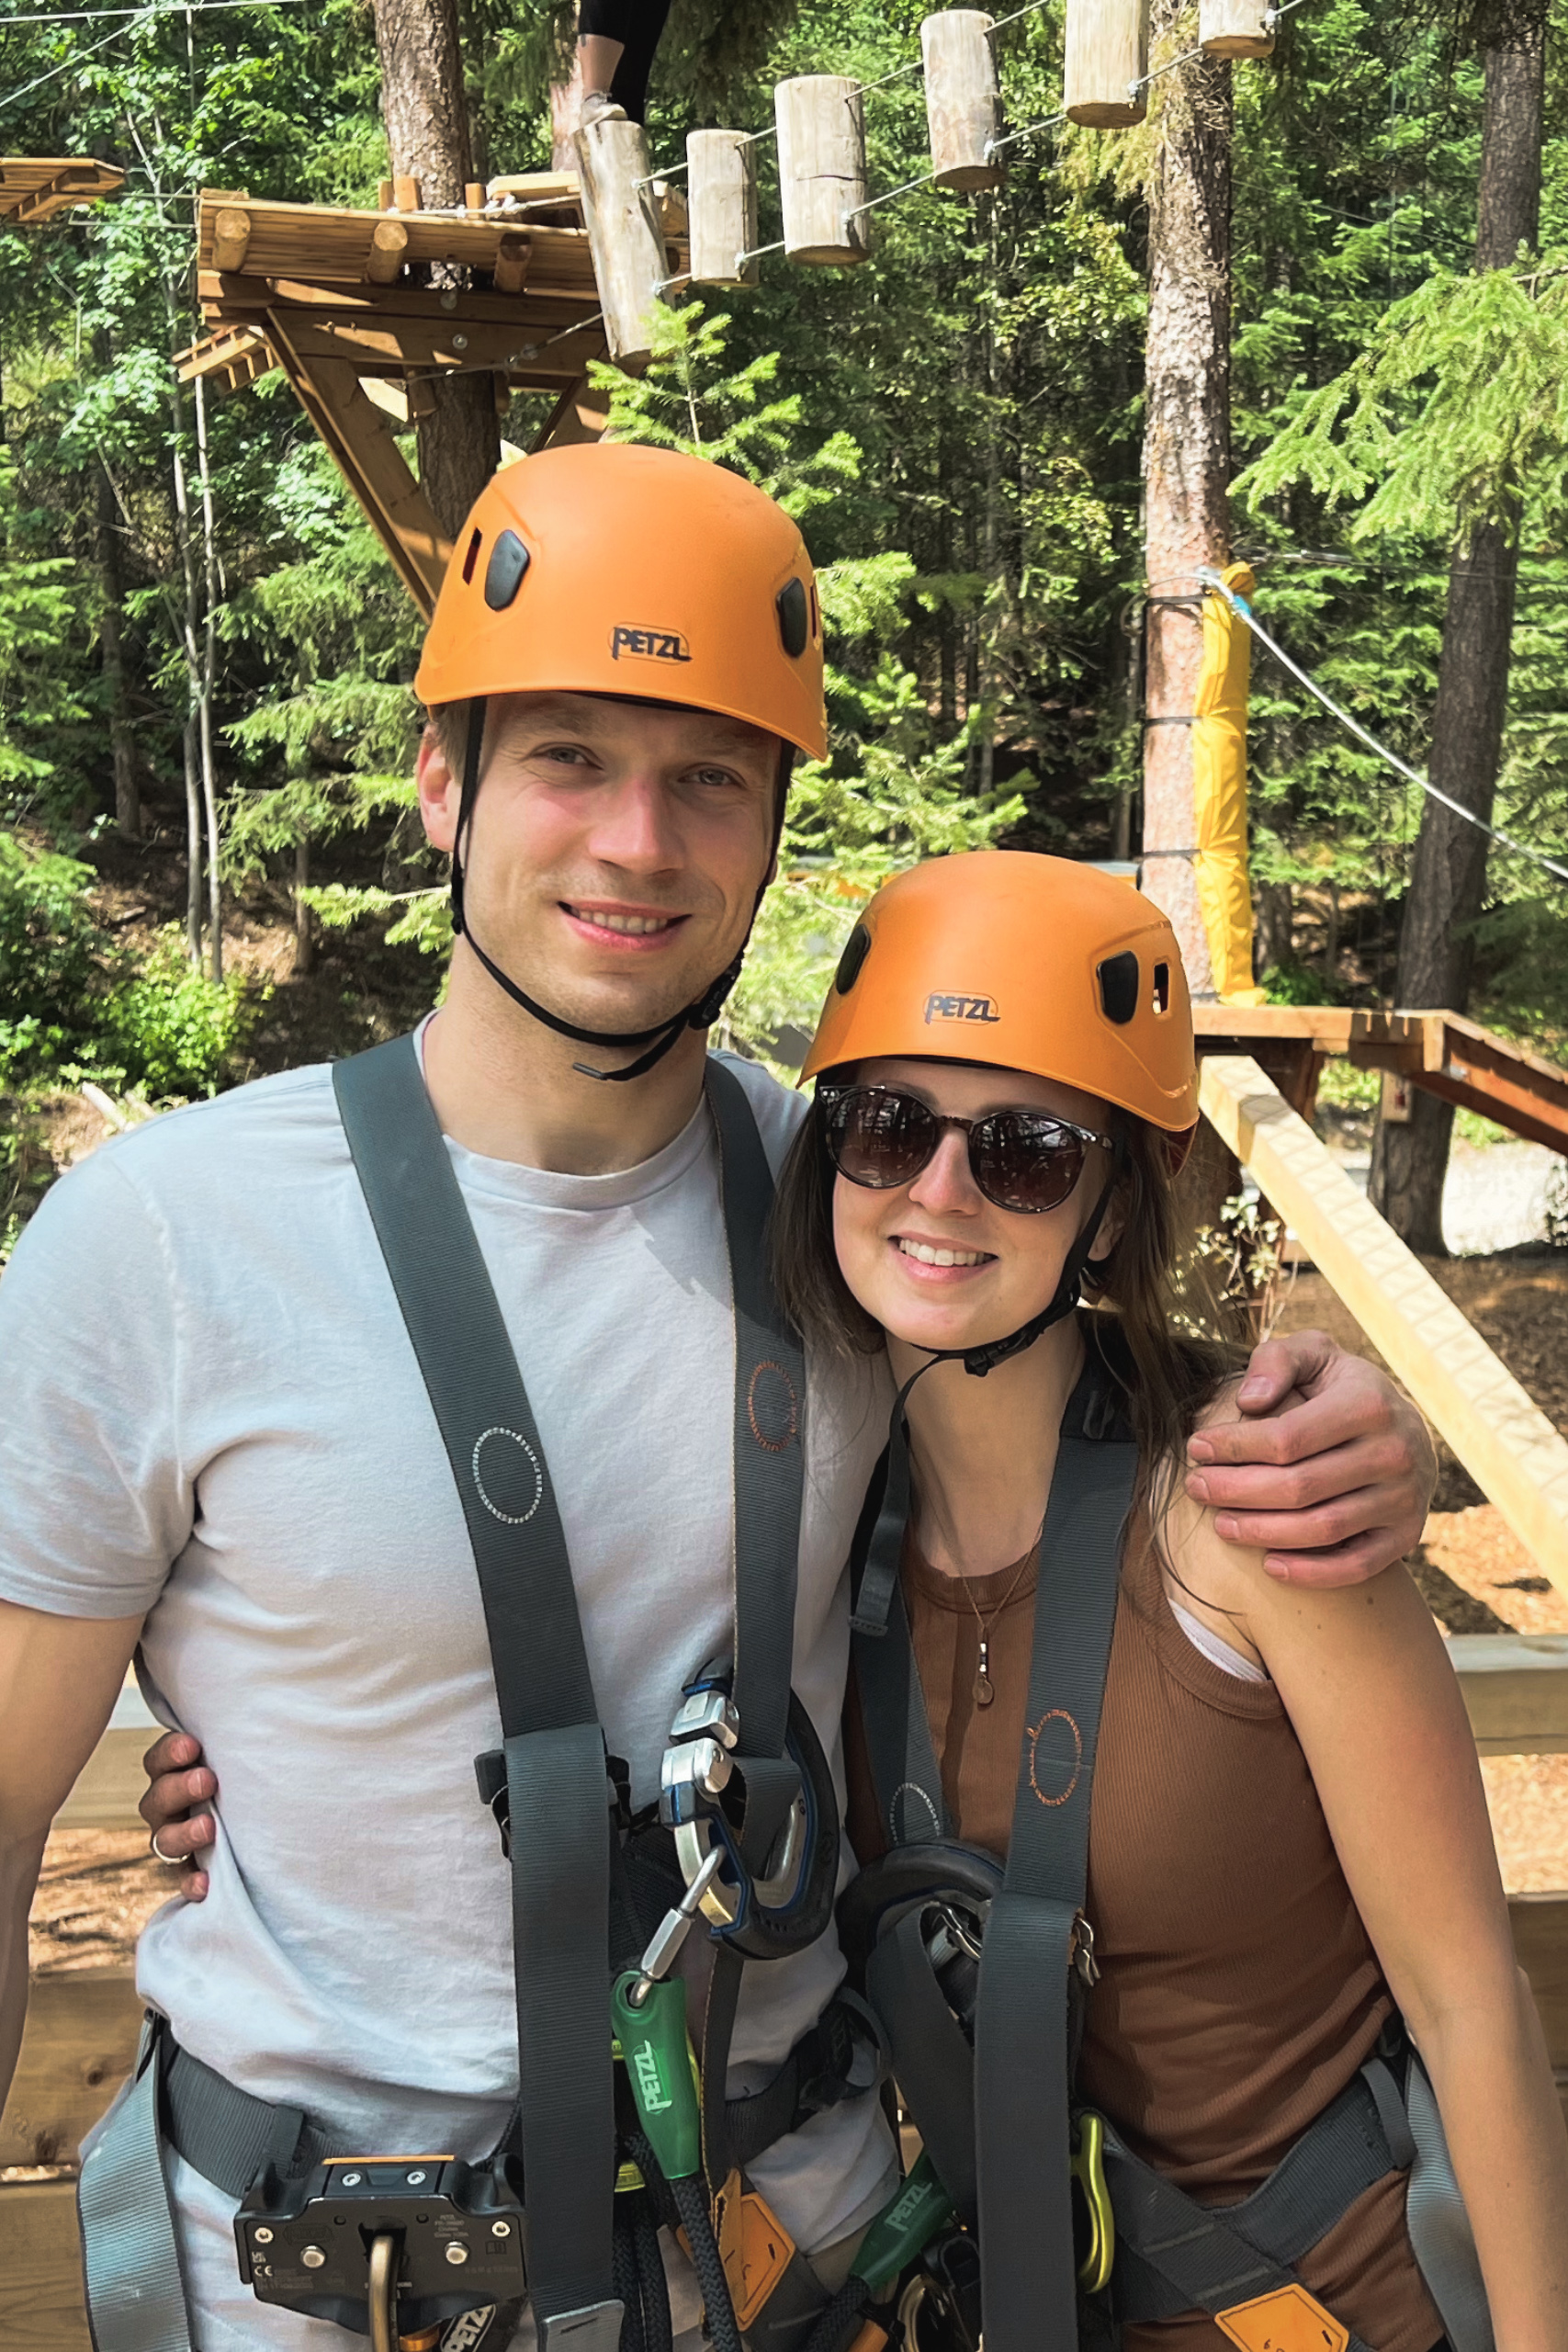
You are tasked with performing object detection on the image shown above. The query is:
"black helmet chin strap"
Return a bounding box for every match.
[449,696,790,1083]
[891,1136,1128,1414]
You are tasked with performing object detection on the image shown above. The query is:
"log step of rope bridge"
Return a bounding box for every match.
[1199,1054,1568,1599]
[1063,0,1150,125]
[0,156,124,227]
[575,115,668,369]
[775,76,873,265]
[687,130,760,287]
[1199,0,1277,54]
[921,11,1004,191]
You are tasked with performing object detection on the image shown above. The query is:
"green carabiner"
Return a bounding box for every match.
[1070,2110,1114,2294]
[612,1972,703,2183]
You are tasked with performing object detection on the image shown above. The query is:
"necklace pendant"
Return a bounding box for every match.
[975,1669,996,1708]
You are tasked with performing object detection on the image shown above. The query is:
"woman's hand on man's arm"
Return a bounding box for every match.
[141,1729,218,1902]
[1184,1328,1435,1587]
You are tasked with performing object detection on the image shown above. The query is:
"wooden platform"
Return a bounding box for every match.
[0,158,123,228]
[172,178,684,613]
[1192,1004,1568,1154]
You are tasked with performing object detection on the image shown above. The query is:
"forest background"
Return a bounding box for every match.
[2,0,1567,1251]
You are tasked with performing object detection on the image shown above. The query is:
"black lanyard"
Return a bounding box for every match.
[334,1036,807,2352]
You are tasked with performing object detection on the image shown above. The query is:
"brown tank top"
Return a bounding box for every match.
[844,1511,1445,2352]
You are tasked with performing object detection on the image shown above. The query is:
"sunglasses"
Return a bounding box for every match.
[818,1085,1116,1216]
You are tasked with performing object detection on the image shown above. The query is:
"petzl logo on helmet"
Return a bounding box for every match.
[610,624,694,664]
[925,992,1001,1025]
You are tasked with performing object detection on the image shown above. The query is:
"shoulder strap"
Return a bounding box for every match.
[334,1035,620,2351]
[334,1040,807,2312]
[850,1425,952,1847]
[972,1355,1136,2352]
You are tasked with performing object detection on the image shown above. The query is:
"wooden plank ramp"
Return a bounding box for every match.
[1200,1054,1568,1598]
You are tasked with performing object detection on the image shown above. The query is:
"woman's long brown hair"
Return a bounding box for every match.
[768,1090,1242,1510]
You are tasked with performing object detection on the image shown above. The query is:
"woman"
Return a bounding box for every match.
[772,849,1568,2352]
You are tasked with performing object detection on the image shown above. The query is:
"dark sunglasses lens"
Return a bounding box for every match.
[972,1116,1087,1213]
[828,1091,940,1190]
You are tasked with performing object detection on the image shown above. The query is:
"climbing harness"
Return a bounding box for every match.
[842,1339,1496,2352]
[77,1036,868,2352]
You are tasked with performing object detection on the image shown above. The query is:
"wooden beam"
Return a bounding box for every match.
[1513,1894,1568,2067]
[1450,1634,1568,1755]
[1410,1011,1568,1155]
[211,206,251,272]
[531,379,610,450]
[265,322,450,615]
[492,231,529,296]
[0,2179,89,2351]
[1,1973,141,2165]
[1199,1055,1568,1597]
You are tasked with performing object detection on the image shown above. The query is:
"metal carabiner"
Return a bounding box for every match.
[1070,2109,1114,2294]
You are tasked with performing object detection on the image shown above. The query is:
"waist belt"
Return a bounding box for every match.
[145,1995,879,2208]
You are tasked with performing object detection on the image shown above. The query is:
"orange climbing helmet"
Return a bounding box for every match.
[412,442,828,760]
[801,851,1200,1138]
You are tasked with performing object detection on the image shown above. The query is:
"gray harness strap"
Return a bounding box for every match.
[336,1034,621,2349]
[77,2021,192,2352]
[972,1371,1134,2352]
[851,1428,951,1849]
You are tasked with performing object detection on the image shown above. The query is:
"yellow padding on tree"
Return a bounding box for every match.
[1193,560,1268,1007]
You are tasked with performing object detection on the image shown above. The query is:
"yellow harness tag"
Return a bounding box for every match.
[1215,2284,1350,2352]
[714,2170,796,2333]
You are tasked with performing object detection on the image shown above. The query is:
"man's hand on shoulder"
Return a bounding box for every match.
[1184,1329,1436,1588]
[141,1731,216,1902]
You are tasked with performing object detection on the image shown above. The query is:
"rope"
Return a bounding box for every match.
[1198,565,1568,888]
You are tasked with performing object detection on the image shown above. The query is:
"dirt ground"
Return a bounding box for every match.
[1271,1248,1568,1894]
[27,1246,1568,1972]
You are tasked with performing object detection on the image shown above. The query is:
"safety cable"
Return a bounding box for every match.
[1198,565,1568,888]
[0,0,295,21]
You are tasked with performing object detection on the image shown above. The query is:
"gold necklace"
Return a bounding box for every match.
[953,1540,1039,1709]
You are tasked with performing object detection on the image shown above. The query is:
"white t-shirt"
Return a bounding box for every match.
[0,1044,897,2351]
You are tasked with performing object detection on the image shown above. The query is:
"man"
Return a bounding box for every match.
[0,446,1432,2352]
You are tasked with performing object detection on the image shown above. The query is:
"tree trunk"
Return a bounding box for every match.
[93,457,140,842]
[1370,26,1544,1251]
[371,0,499,537]
[294,837,313,975]
[1141,28,1233,1000]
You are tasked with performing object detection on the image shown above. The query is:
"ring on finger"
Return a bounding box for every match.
[150,1827,187,1867]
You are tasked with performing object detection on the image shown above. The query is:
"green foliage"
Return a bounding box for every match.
[0,837,253,1097]
[1238,262,1568,546]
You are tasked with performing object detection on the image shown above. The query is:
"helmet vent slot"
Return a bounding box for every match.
[835,922,872,996]
[461,528,482,585]
[776,577,809,659]
[483,530,531,612]
[1097,951,1139,1026]
[1153,961,1171,1014]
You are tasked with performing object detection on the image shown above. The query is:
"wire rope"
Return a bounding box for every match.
[1199,566,1568,888]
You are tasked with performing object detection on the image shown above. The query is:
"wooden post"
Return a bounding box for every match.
[464,179,485,212]
[492,230,529,295]
[687,130,760,286]
[392,173,421,211]
[921,12,1003,191]
[212,205,251,271]
[365,218,409,284]
[1063,0,1150,125]
[775,76,872,266]
[576,116,667,371]
[1200,0,1275,53]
